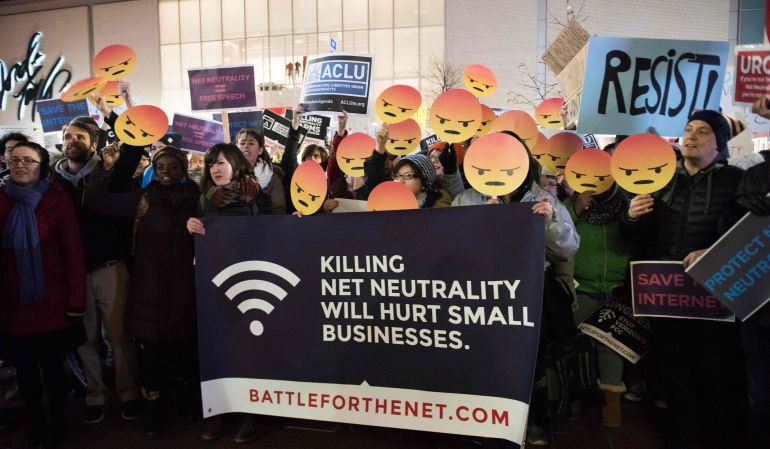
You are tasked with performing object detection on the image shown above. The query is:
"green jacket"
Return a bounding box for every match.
[565,195,634,294]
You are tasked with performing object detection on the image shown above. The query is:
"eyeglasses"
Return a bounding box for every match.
[393,172,418,181]
[8,157,41,166]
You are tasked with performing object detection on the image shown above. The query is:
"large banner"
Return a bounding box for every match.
[194,205,545,446]
[301,53,374,115]
[577,37,729,136]
[631,261,735,322]
[686,213,770,321]
[734,45,770,104]
[188,65,257,111]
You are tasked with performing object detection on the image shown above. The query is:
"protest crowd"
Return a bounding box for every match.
[2,41,770,449]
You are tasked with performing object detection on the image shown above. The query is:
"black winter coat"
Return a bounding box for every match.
[621,158,744,261]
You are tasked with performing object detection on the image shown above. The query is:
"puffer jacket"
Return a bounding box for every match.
[621,158,744,261]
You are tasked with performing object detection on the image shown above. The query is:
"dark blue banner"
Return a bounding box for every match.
[213,111,263,142]
[194,204,545,445]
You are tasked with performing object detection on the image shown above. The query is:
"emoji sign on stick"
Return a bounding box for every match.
[336,132,375,177]
[367,181,418,211]
[565,149,614,194]
[291,161,328,215]
[89,81,124,108]
[114,105,169,147]
[60,77,108,102]
[611,133,676,194]
[93,45,137,81]
[385,119,421,156]
[475,104,496,137]
[530,132,548,164]
[544,132,583,173]
[535,98,565,129]
[489,110,539,148]
[429,89,481,143]
[464,132,530,197]
[375,85,422,124]
[463,64,497,97]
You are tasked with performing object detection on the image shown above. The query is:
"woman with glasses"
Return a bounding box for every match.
[0,142,86,447]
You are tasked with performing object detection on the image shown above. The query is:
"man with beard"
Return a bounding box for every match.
[53,117,142,425]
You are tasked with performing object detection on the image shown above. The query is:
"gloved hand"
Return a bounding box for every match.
[438,143,457,174]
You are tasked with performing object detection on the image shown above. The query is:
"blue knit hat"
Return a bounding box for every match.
[687,110,730,158]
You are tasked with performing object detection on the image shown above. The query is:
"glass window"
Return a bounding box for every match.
[159,0,180,44]
[270,35,292,84]
[293,0,318,34]
[369,29,393,79]
[247,37,270,84]
[161,44,182,89]
[739,9,767,44]
[222,39,246,65]
[419,0,444,26]
[394,27,419,77]
[202,41,223,66]
[269,0,293,36]
[181,42,202,88]
[369,0,392,29]
[222,0,245,39]
[245,0,269,37]
[200,0,222,41]
[318,0,342,32]
[394,0,418,27]
[343,30,368,52]
[343,0,368,30]
[318,32,342,54]
[179,0,201,43]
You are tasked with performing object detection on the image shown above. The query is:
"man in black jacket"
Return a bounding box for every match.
[622,110,745,449]
[54,114,142,424]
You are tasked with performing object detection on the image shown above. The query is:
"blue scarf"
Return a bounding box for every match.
[2,179,49,304]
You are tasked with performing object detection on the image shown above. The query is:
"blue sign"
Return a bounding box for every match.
[330,38,337,53]
[301,53,374,115]
[195,204,545,446]
[213,111,263,142]
[577,37,729,136]
[687,213,770,321]
[35,98,89,133]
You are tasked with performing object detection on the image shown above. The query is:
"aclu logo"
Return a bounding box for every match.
[212,260,301,336]
[306,61,369,83]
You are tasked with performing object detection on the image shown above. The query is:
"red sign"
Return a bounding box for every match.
[734,46,770,104]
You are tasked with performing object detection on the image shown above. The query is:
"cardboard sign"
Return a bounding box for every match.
[188,65,257,111]
[686,213,770,321]
[36,98,90,133]
[734,45,770,104]
[284,110,331,141]
[172,113,225,153]
[194,204,545,446]
[721,64,770,133]
[581,134,599,149]
[577,37,729,136]
[728,127,756,158]
[578,299,653,364]
[262,109,306,146]
[301,53,374,115]
[631,261,735,322]
[213,111,263,142]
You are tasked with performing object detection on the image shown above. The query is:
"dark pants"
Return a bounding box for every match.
[741,315,770,449]
[134,338,198,397]
[652,318,744,449]
[11,332,68,433]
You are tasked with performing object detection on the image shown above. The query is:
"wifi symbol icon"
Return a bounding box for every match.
[212,260,301,336]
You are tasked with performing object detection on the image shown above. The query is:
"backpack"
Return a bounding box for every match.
[543,333,598,416]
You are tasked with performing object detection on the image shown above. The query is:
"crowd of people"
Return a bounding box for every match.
[0,88,769,449]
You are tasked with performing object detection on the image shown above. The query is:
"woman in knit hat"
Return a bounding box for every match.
[85,143,200,440]
[390,153,453,208]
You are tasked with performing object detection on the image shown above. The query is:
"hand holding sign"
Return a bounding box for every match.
[100,140,121,171]
[627,194,654,219]
[752,96,770,119]
[337,110,348,136]
[531,197,553,219]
